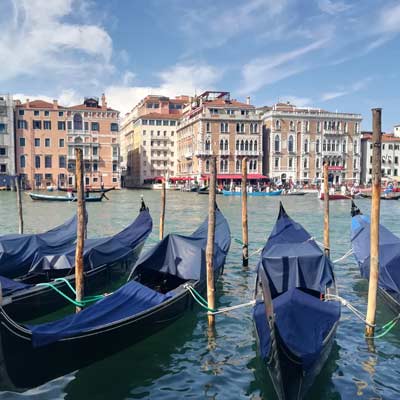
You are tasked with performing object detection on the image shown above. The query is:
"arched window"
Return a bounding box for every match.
[249,160,253,170]
[253,160,257,171]
[336,140,340,152]
[327,140,331,151]
[324,121,327,130]
[276,120,280,130]
[304,158,308,168]
[323,139,327,151]
[249,140,253,151]
[316,158,320,169]
[274,135,280,152]
[290,120,294,131]
[331,141,335,152]
[220,139,224,150]
[220,159,224,172]
[225,139,228,150]
[240,140,244,151]
[342,140,346,153]
[304,138,308,153]
[354,139,358,154]
[254,140,258,151]
[20,155,26,168]
[224,159,228,171]
[245,140,249,151]
[236,123,240,133]
[354,159,357,169]
[316,139,320,153]
[205,139,210,150]
[236,140,239,151]
[205,159,210,172]
[236,160,240,172]
[73,113,83,130]
[344,122,348,133]
[288,135,294,152]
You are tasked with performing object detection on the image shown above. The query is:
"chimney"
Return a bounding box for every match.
[53,99,58,109]
[26,98,30,108]
[246,96,251,105]
[101,93,107,109]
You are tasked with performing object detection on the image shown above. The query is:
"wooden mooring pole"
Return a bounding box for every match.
[159,179,166,240]
[206,156,217,326]
[15,175,23,234]
[323,162,330,258]
[241,158,249,266]
[366,108,382,338]
[75,148,85,313]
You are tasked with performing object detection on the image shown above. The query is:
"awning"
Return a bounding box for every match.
[169,177,194,182]
[201,174,268,180]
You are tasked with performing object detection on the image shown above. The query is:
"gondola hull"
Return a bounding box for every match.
[58,187,115,194]
[29,193,104,202]
[2,243,144,321]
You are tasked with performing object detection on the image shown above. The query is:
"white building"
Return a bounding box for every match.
[360,129,400,184]
[0,94,15,188]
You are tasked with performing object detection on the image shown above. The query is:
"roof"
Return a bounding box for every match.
[17,100,63,109]
[361,132,400,142]
[139,112,181,120]
[68,103,118,112]
[204,99,254,109]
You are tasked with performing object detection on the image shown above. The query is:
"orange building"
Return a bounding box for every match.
[15,95,120,189]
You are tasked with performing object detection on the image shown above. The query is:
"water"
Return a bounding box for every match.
[1,190,400,399]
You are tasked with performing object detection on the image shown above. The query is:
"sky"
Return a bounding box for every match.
[0,0,399,131]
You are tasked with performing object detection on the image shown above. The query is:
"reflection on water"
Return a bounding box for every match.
[1,190,400,399]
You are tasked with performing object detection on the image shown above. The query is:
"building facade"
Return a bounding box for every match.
[261,102,362,185]
[177,91,263,180]
[15,95,120,189]
[360,130,400,184]
[0,94,15,188]
[120,95,187,187]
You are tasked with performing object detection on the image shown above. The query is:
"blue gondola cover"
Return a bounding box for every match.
[134,209,231,281]
[29,210,152,273]
[0,215,77,278]
[352,214,400,296]
[0,276,32,296]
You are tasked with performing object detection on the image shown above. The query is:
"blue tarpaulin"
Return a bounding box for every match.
[134,208,231,281]
[0,215,77,278]
[28,207,231,347]
[351,213,400,295]
[0,276,31,296]
[29,210,153,273]
[258,205,335,298]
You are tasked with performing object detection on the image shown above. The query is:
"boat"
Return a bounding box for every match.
[58,187,115,194]
[29,192,106,202]
[253,203,341,400]
[222,189,282,196]
[0,216,77,279]
[283,191,307,196]
[0,200,153,321]
[318,192,351,200]
[0,206,231,390]
[359,192,400,200]
[351,201,400,313]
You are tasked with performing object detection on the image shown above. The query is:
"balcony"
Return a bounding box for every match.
[196,149,212,157]
[219,149,230,156]
[67,129,91,135]
[323,129,344,135]
[235,150,260,156]
[322,150,344,157]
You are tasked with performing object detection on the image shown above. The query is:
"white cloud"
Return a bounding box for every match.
[318,0,351,15]
[0,0,113,81]
[239,37,330,94]
[280,96,313,107]
[106,63,222,115]
[321,77,372,101]
[378,2,400,33]
[13,89,82,106]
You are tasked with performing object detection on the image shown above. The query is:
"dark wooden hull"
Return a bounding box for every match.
[29,193,104,202]
[2,243,144,322]
[58,187,115,194]
[257,318,338,400]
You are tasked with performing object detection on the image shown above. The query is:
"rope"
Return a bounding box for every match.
[36,282,104,307]
[231,236,263,259]
[184,284,255,315]
[368,315,400,339]
[332,248,354,264]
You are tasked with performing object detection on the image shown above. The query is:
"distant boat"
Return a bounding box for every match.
[253,203,340,400]
[29,193,105,202]
[283,191,307,196]
[318,192,351,200]
[359,192,400,200]
[222,189,282,196]
[58,187,115,194]
[351,201,400,313]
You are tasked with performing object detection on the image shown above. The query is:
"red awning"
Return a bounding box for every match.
[201,174,268,180]
[169,176,194,182]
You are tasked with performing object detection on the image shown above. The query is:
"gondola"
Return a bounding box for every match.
[351,201,400,313]
[0,206,231,390]
[253,203,341,400]
[318,193,351,200]
[0,200,153,321]
[0,215,77,279]
[222,189,282,196]
[29,192,105,202]
[58,187,115,194]
[359,192,400,200]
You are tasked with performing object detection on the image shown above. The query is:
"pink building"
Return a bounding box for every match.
[15,95,120,189]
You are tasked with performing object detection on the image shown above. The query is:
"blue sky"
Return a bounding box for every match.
[0,0,399,130]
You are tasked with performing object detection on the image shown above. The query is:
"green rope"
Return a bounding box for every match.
[366,315,400,339]
[36,282,104,307]
[54,277,76,295]
[234,237,244,245]
[186,286,216,312]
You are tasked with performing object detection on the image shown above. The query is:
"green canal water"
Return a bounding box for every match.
[1,190,400,399]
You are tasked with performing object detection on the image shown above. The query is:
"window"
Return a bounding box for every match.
[274,158,279,168]
[45,138,50,147]
[113,163,117,172]
[0,123,6,133]
[170,120,176,126]
[17,120,27,129]
[342,140,346,153]
[254,140,258,151]
[73,114,83,130]
[274,135,280,152]
[19,137,25,147]
[383,144,385,150]
[0,147,6,156]
[58,121,66,130]
[316,158,320,169]
[43,111,49,116]
[19,109,24,116]
[59,138,65,147]
[220,122,228,133]
[305,121,309,132]
[45,155,52,168]
[323,139,326,151]
[59,155,66,168]
[20,155,26,168]
[34,110,39,116]
[250,123,258,133]
[206,122,211,132]
[0,164,6,173]
[210,108,219,115]
[35,138,40,147]
[290,121,294,131]
[91,122,99,131]
[111,123,118,132]
[355,122,359,133]
[236,123,244,133]
[142,119,148,125]
[156,120,162,126]
[59,111,64,117]
[317,121,321,132]
[289,158,293,168]
[316,139,320,153]
[344,122,348,133]
[227,109,235,115]
[35,156,41,168]
[220,139,224,150]
[288,135,294,152]
[275,120,281,130]
[33,120,42,129]
[93,163,98,172]
[395,157,399,164]
[225,139,229,150]
[303,158,308,169]
[389,144,393,150]
[163,120,169,126]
